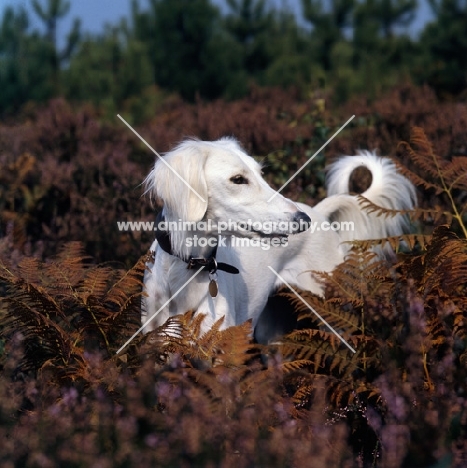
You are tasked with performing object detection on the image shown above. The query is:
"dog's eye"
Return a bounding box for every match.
[230,175,249,184]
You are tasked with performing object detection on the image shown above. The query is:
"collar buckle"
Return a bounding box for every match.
[155,213,239,275]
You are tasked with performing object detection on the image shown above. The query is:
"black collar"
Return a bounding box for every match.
[155,212,239,275]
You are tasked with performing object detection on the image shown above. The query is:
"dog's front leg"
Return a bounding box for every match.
[141,242,172,333]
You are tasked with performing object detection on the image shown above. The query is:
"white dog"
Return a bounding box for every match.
[141,137,416,343]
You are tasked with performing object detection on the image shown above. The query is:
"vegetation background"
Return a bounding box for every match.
[1,0,467,466]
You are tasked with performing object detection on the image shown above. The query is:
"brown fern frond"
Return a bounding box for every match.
[131,311,256,370]
[128,313,263,413]
[327,379,382,409]
[126,313,189,367]
[105,252,150,310]
[288,375,316,407]
[394,164,444,194]
[279,289,360,333]
[357,194,454,228]
[357,195,451,227]
[400,127,467,238]
[279,328,364,376]
[13,257,42,284]
[39,244,90,295]
[48,242,92,289]
[356,195,418,219]
[348,233,431,253]
[10,276,69,322]
[0,243,150,377]
[452,303,467,339]
[398,127,445,179]
[3,293,83,375]
[402,226,467,342]
[180,310,208,341]
[77,255,147,352]
[54,241,90,265]
[442,157,467,191]
[185,315,256,367]
[316,248,391,303]
[408,207,452,225]
[207,320,255,368]
[80,266,114,305]
[427,314,448,348]
[282,331,380,414]
[0,256,84,375]
[407,226,467,295]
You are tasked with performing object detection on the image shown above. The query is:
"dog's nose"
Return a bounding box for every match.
[292,211,311,233]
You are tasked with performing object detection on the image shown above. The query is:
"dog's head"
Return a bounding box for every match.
[145,137,310,240]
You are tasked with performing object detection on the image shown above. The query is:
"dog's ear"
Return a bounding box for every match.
[145,142,209,223]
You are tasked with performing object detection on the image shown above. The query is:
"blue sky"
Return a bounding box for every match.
[1,0,434,44]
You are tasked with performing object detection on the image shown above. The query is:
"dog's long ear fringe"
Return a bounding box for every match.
[143,141,209,224]
[143,141,209,258]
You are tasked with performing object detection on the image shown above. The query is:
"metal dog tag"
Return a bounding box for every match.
[209,272,218,298]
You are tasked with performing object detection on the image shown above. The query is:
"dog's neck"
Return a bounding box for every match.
[156,211,218,260]
[155,212,240,280]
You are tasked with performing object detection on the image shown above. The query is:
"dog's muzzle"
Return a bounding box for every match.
[250,211,311,237]
[290,211,311,234]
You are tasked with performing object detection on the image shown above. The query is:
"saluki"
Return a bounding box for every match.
[141,137,416,343]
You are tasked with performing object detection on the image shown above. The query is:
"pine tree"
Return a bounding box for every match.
[301,0,356,71]
[0,6,54,113]
[224,0,273,74]
[130,0,243,100]
[31,0,80,92]
[419,0,467,95]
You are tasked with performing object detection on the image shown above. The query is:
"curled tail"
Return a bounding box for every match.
[315,151,417,244]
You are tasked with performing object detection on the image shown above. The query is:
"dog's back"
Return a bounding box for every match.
[254,152,417,343]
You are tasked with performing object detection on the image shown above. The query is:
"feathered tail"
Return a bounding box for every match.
[315,151,417,245]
